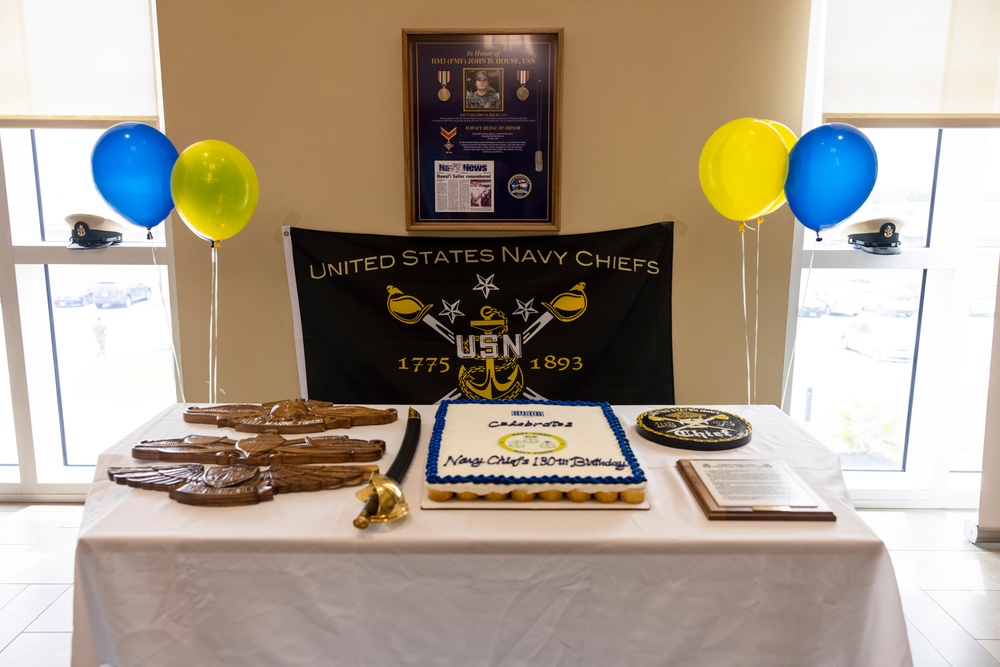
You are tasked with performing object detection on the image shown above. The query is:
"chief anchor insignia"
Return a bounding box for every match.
[458,306,524,400]
[107,462,379,507]
[385,280,589,402]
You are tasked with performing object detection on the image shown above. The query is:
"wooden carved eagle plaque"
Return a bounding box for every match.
[107,463,379,507]
[132,433,386,466]
[183,399,398,434]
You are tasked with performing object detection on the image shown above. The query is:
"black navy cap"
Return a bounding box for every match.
[66,214,123,250]
[845,218,903,255]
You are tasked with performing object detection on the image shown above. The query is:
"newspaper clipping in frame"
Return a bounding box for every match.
[435,161,494,213]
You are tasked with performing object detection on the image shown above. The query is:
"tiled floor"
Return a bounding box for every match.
[0,504,998,666]
[861,510,1000,667]
[0,504,79,667]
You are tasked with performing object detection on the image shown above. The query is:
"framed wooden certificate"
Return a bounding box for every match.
[402,29,563,231]
[677,459,837,521]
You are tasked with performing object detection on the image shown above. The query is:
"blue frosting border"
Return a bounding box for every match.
[425,399,647,486]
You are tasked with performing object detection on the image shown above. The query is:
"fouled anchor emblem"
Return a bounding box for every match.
[458,306,524,400]
[384,281,589,402]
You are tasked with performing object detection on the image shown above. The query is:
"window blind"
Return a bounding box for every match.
[824,0,1000,114]
[0,0,157,117]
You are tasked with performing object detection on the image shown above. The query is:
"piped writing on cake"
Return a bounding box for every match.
[426,400,647,505]
[442,454,629,470]
[487,419,573,428]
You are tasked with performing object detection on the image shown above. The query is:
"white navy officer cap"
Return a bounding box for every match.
[66,213,124,250]
[844,218,904,255]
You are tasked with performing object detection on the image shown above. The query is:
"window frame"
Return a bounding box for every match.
[0,116,180,502]
[784,113,1000,508]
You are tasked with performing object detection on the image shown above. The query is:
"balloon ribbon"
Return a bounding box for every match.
[209,242,219,403]
[739,219,762,404]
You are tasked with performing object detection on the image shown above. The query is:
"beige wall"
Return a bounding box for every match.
[156,0,811,405]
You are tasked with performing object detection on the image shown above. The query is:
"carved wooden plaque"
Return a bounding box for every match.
[132,433,385,466]
[107,463,379,507]
[183,399,398,434]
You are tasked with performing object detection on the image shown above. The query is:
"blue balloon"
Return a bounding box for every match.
[785,123,878,232]
[91,123,179,229]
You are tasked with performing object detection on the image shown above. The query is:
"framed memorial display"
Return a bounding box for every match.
[402,29,563,231]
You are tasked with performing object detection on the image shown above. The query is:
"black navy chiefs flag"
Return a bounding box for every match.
[284,223,673,404]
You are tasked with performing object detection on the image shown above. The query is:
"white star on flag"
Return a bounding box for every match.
[473,274,499,299]
[439,299,464,323]
[513,298,538,321]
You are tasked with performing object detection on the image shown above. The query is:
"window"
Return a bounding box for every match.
[0,2,177,499]
[0,125,179,493]
[0,305,17,483]
[787,0,1000,507]
[786,123,1000,505]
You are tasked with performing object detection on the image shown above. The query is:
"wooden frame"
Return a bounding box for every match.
[402,29,563,231]
[677,459,836,521]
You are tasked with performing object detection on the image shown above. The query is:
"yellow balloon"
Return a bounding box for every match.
[698,118,790,221]
[757,120,798,216]
[171,140,259,242]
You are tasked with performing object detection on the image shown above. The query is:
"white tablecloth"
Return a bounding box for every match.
[72,404,912,667]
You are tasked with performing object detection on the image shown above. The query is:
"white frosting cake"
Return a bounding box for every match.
[425,399,646,504]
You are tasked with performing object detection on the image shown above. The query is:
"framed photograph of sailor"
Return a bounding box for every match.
[402,29,563,231]
[464,68,504,112]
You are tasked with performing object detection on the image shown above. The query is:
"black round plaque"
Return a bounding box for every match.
[635,407,752,451]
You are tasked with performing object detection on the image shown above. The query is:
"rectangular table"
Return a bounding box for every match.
[72,404,912,667]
